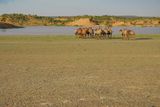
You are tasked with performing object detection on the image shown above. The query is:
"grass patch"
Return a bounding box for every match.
[0,34,159,42]
[136,34,160,38]
[0,35,76,42]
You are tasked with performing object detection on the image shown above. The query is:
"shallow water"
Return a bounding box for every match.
[0,26,160,36]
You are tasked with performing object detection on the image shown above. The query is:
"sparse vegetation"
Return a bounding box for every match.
[0,35,160,107]
[0,13,159,27]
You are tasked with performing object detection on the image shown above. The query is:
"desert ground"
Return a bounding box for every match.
[0,35,160,107]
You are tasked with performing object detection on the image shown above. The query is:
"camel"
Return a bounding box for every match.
[75,28,83,38]
[94,28,106,39]
[88,27,94,38]
[104,26,112,38]
[119,29,136,40]
[75,27,90,39]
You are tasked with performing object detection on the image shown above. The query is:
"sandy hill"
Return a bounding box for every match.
[66,18,97,26]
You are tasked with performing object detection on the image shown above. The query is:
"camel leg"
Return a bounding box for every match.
[104,34,107,39]
[110,34,112,39]
[127,35,130,40]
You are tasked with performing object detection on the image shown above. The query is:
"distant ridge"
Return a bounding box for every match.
[0,13,160,27]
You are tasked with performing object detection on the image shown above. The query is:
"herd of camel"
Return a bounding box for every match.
[75,26,136,40]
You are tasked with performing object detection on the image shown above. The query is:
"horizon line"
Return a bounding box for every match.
[0,13,160,18]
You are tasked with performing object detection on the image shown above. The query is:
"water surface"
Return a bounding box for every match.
[0,26,160,36]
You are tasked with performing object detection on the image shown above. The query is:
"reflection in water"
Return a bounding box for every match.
[0,26,160,36]
[0,29,7,32]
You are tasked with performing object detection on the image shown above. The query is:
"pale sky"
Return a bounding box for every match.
[0,0,160,16]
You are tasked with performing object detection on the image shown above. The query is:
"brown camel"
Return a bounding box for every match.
[119,29,136,40]
[75,27,90,39]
